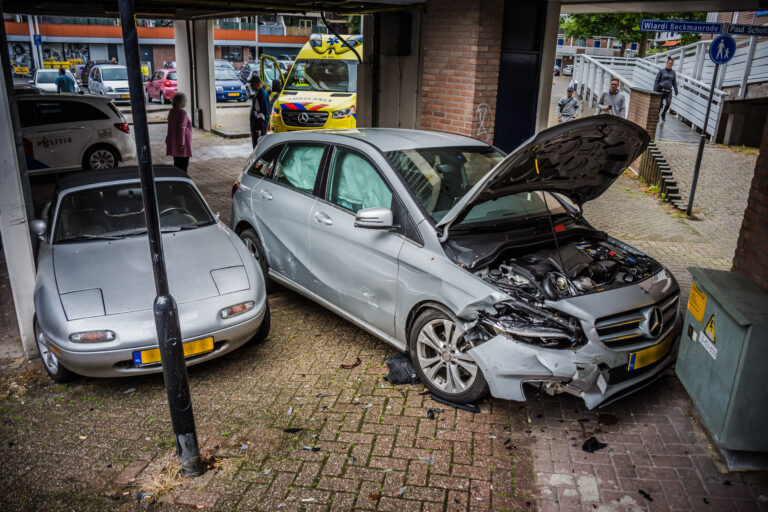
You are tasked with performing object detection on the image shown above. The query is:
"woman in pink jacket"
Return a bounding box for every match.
[165,92,192,172]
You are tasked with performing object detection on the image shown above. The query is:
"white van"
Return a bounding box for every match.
[17,93,136,173]
[87,64,131,103]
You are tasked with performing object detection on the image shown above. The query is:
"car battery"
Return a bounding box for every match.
[676,267,768,470]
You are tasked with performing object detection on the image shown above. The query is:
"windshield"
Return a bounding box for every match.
[386,147,504,223]
[36,71,61,84]
[284,59,357,92]
[458,191,567,227]
[54,181,214,243]
[101,67,127,81]
[215,68,239,81]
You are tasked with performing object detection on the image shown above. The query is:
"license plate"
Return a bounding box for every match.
[133,337,214,367]
[227,92,239,97]
[121,94,130,99]
[627,334,673,371]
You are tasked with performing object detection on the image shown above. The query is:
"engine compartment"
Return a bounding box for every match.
[475,237,661,303]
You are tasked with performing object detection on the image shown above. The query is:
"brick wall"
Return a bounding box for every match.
[627,88,663,140]
[732,116,768,293]
[152,45,175,71]
[418,0,504,143]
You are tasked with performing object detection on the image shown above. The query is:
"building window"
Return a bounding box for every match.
[630,42,638,51]
[218,46,243,62]
[593,40,600,48]
[557,38,564,46]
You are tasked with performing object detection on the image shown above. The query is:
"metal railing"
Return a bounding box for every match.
[556,45,621,57]
[258,24,285,36]
[572,54,636,114]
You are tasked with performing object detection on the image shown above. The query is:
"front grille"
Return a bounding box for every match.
[608,357,668,384]
[595,292,679,347]
[115,87,129,93]
[224,86,241,91]
[282,110,328,127]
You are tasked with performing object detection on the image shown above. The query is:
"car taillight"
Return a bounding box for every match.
[114,123,130,134]
[164,80,172,87]
[231,181,239,197]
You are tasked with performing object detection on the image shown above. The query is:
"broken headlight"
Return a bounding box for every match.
[482,300,586,349]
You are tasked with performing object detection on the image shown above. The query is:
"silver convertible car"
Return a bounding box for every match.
[231,117,681,409]
[32,167,269,382]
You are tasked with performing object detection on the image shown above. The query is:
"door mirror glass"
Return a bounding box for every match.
[30,219,47,239]
[272,78,283,93]
[354,207,394,229]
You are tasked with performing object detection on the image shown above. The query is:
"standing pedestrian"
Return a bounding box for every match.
[55,68,75,93]
[654,57,679,123]
[249,75,271,149]
[557,86,579,123]
[597,78,626,118]
[165,92,192,173]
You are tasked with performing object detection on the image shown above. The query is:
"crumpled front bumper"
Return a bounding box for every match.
[469,318,681,409]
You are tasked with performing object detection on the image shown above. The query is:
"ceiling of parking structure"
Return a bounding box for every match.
[1,0,424,18]
[562,0,768,13]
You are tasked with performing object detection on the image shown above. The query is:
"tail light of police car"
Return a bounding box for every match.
[114,123,130,134]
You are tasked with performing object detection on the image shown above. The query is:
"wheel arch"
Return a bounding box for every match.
[81,141,122,168]
[405,300,459,343]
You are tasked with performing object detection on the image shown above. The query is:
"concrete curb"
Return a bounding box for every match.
[211,129,250,139]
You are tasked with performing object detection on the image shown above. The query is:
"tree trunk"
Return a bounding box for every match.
[639,31,649,58]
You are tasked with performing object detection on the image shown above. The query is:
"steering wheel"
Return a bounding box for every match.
[160,207,191,217]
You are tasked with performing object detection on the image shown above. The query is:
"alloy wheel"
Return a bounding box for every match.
[416,318,478,395]
[241,236,260,264]
[90,149,116,169]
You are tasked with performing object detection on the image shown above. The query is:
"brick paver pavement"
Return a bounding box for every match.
[0,124,766,511]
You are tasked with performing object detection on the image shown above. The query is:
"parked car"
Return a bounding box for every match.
[239,61,259,83]
[29,69,80,93]
[145,68,178,104]
[17,93,136,173]
[87,64,130,103]
[81,60,112,89]
[553,65,561,76]
[31,166,269,382]
[215,67,247,102]
[563,65,574,76]
[230,118,681,409]
[163,60,176,69]
[215,59,235,70]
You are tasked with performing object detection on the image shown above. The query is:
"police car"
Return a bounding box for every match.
[17,93,136,173]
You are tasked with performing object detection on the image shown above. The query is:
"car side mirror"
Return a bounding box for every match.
[271,78,283,93]
[30,219,47,240]
[354,207,394,230]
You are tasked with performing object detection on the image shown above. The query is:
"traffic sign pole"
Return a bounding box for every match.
[686,62,719,216]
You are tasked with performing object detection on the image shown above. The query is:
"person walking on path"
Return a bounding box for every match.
[55,68,75,93]
[557,86,579,123]
[597,78,626,118]
[165,92,192,173]
[654,57,679,123]
[249,75,271,148]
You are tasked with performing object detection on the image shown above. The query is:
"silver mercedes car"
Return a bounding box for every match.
[32,167,269,382]
[231,117,681,409]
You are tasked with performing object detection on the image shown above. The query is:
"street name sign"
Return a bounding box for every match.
[728,24,768,37]
[640,19,723,34]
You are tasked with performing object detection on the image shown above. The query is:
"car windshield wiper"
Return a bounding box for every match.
[161,220,214,233]
[57,234,126,243]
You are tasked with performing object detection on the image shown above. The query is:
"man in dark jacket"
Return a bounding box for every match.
[654,57,679,123]
[249,75,271,148]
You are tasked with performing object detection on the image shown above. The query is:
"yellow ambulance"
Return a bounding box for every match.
[264,33,362,132]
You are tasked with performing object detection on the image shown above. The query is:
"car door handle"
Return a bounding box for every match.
[259,189,272,200]
[314,212,333,225]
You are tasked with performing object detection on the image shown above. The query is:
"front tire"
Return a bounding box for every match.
[145,88,152,103]
[239,229,275,293]
[34,318,77,383]
[250,303,271,343]
[83,145,118,170]
[160,93,168,105]
[409,308,488,404]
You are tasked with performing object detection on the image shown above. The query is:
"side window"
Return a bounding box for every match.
[17,101,36,128]
[34,101,68,125]
[326,148,393,214]
[247,144,283,178]
[63,101,109,122]
[273,144,324,194]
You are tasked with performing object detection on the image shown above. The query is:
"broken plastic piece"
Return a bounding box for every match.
[638,489,653,502]
[340,357,361,369]
[582,437,607,453]
[283,428,303,434]
[430,394,480,413]
[383,353,419,385]
[136,491,155,508]
[302,446,320,452]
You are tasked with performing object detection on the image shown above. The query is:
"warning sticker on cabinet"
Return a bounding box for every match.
[687,283,707,323]
[699,330,717,360]
[704,315,716,344]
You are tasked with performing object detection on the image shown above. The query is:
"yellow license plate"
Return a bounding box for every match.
[227,92,239,96]
[627,334,673,371]
[121,94,130,99]
[135,337,214,366]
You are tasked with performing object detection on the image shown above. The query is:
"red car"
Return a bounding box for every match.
[145,68,178,104]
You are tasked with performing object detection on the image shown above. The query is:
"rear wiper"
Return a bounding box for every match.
[58,234,126,243]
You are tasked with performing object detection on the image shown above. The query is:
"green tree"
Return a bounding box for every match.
[560,12,706,57]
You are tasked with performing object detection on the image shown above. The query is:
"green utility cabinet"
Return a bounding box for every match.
[676,268,768,470]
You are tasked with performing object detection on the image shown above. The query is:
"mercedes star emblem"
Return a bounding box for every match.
[297,112,310,124]
[646,307,663,338]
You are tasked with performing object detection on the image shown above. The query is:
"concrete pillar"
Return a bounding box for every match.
[732,116,768,292]
[0,75,37,359]
[174,19,216,130]
[356,14,374,128]
[535,0,562,132]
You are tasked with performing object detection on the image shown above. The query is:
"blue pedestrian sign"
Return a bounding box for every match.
[33,34,42,46]
[709,35,736,65]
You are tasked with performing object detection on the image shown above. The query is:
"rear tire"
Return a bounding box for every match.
[160,93,168,105]
[145,88,152,103]
[409,308,488,404]
[83,145,119,170]
[239,228,275,293]
[34,318,77,383]
[250,303,271,343]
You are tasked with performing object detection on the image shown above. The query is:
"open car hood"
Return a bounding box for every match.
[435,116,649,235]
